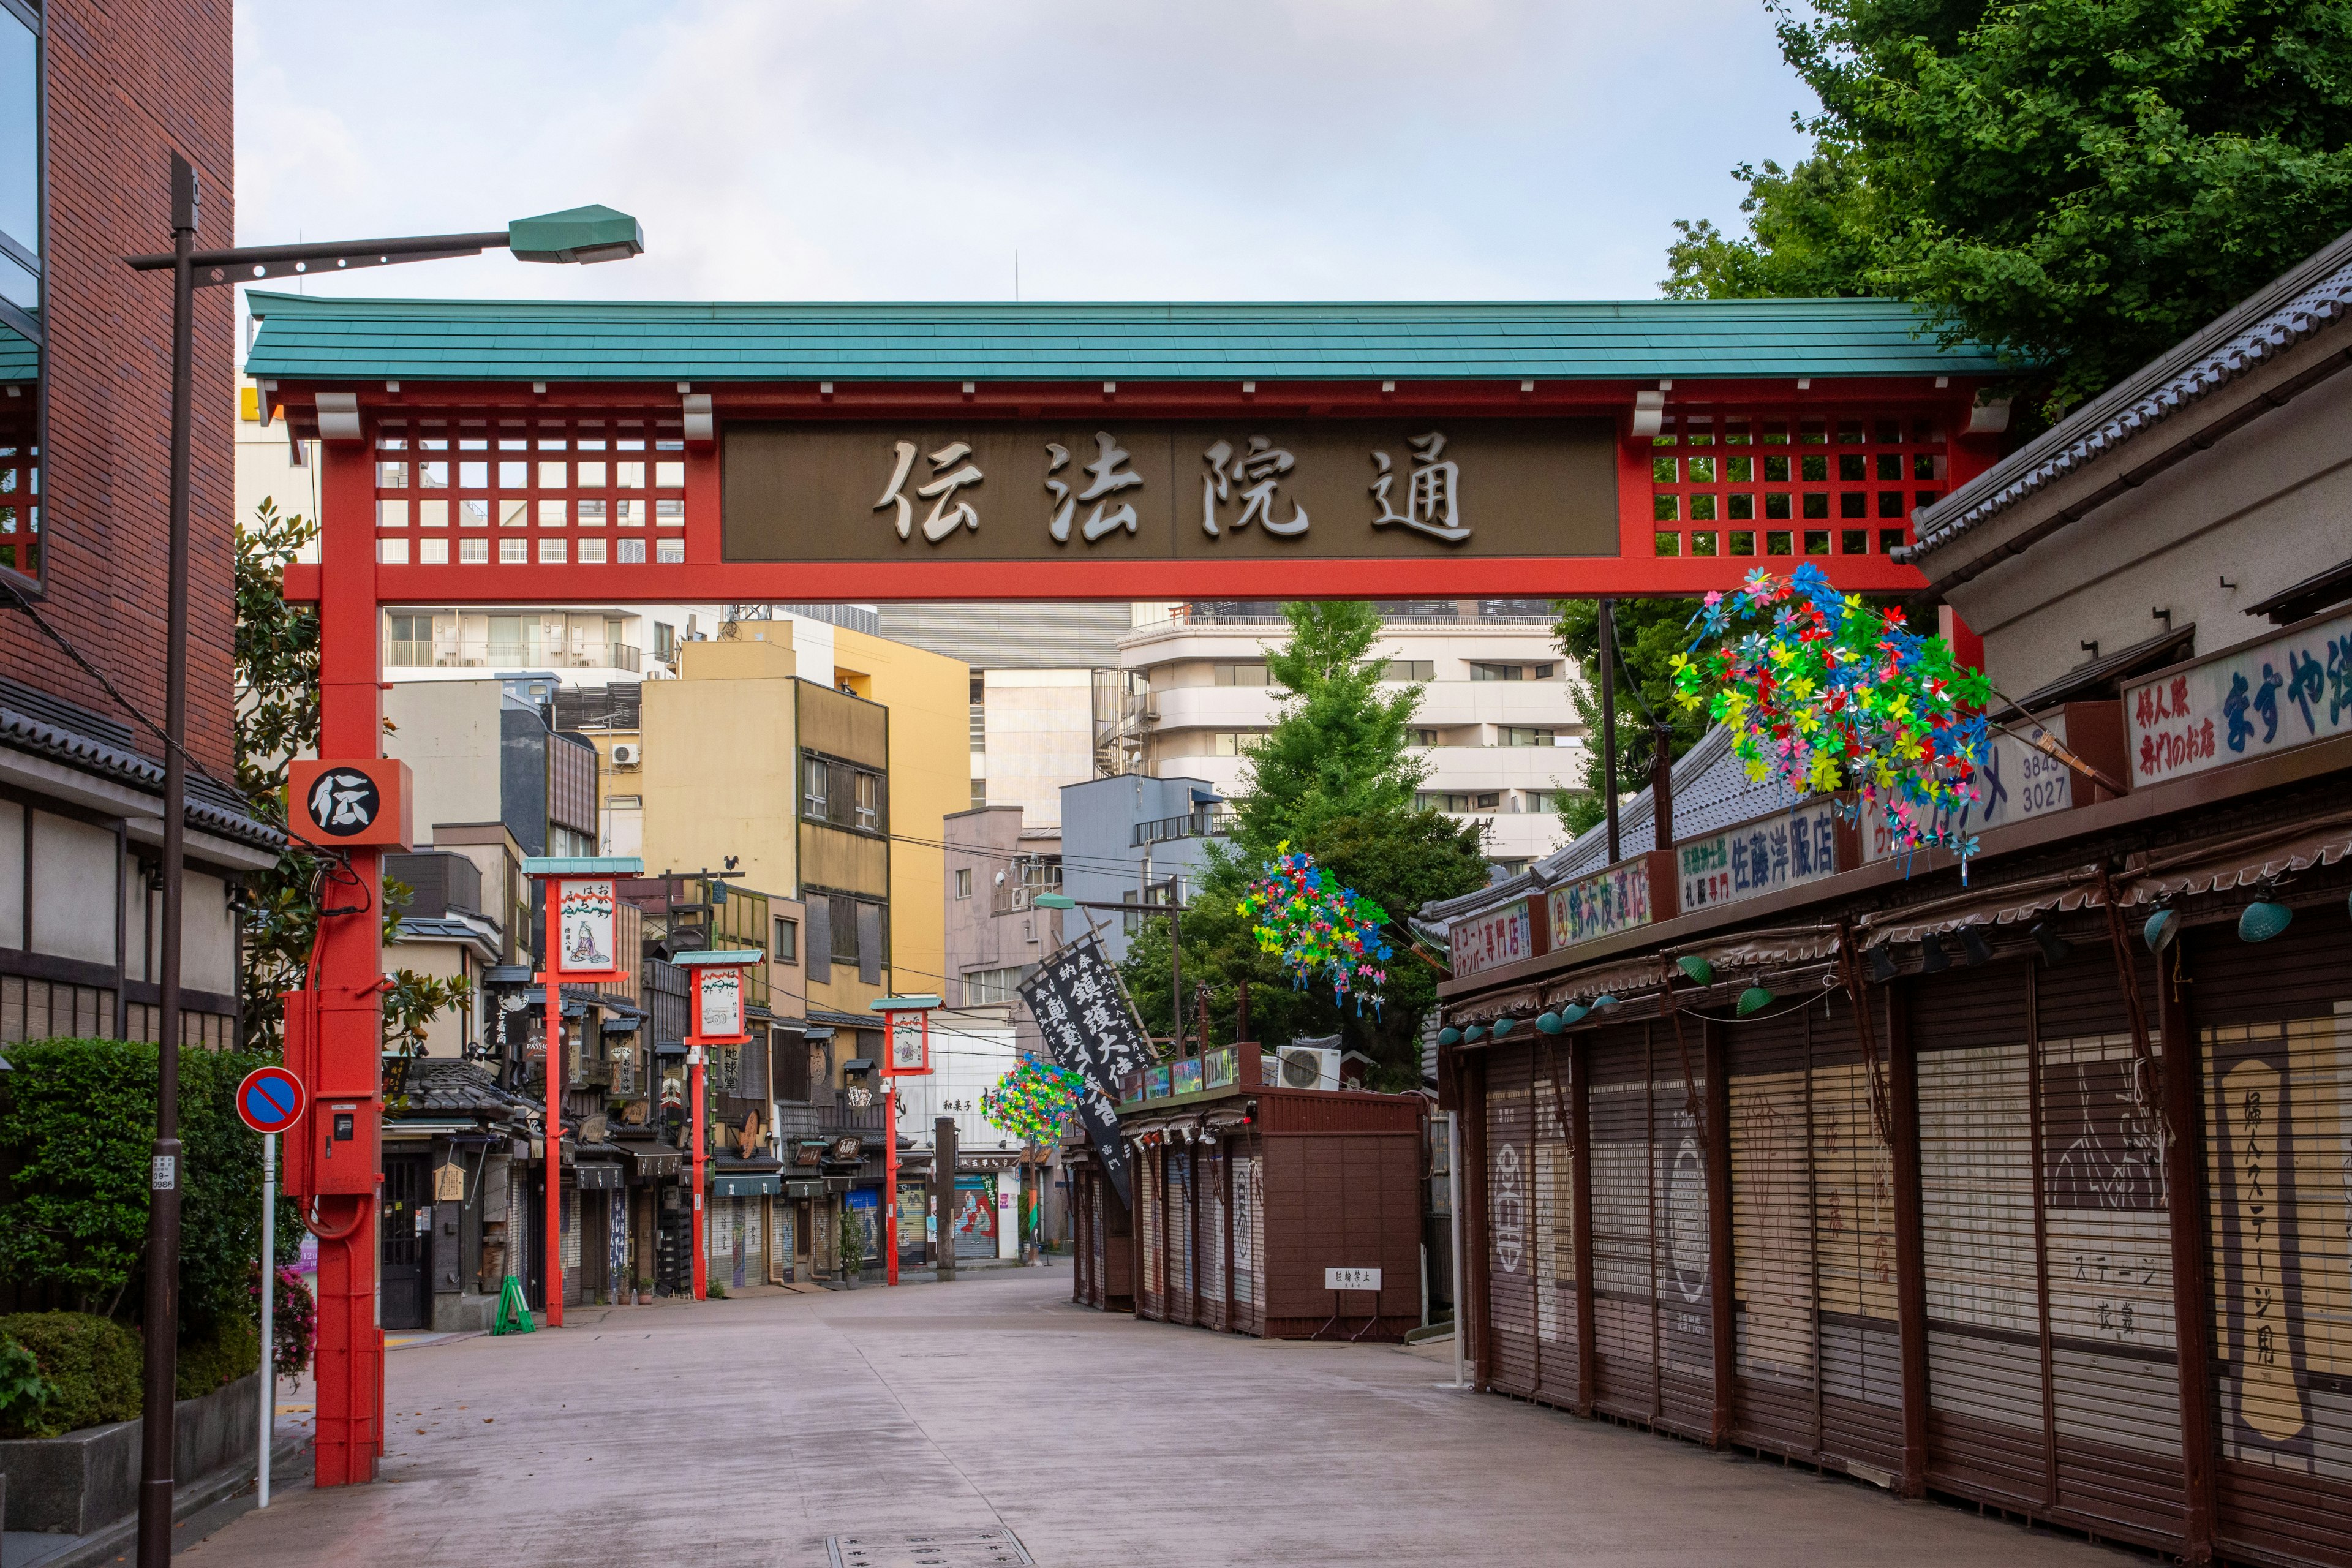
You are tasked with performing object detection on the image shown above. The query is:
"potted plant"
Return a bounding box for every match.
[635,1276,653,1306]
[839,1209,864,1288]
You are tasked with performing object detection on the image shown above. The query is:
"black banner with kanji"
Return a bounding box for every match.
[1017,935,1156,1208]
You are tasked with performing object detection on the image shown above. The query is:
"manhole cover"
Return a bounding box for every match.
[826,1527,1033,1568]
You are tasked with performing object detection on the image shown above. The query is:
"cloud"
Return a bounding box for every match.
[233,0,1815,312]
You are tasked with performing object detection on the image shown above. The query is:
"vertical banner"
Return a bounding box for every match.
[695,965,745,1042]
[554,878,621,979]
[1018,935,1157,1208]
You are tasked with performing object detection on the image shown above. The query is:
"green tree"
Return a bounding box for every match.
[1667,0,2352,413]
[1119,603,1487,1086]
[235,500,463,1058]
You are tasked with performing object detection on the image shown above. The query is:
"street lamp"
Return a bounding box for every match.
[122,157,640,1568]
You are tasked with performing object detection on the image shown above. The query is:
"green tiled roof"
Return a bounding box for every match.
[244,293,2008,383]
[1,326,36,383]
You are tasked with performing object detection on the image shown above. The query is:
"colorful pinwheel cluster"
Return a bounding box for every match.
[1671,565,1994,872]
[1236,844,1393,1012]
[982,1060,1084,1146]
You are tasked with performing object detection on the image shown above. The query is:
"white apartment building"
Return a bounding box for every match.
[1115,601,1586,867]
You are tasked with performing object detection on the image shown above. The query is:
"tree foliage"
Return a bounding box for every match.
[1119,603,1488,1087]
[235,500,464,1057]
[1666,0,2352,412]
[1549,599,1711,843]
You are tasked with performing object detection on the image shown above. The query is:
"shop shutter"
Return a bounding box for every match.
[1088,1173,1107,1309]
[560,1174,583,1307]
[1812,987,1902,1474]
[1200,1145,1228,1332]
[1532,1036,1581,1407]
[1728,1005,1817,1456]
[1138,1147,1164,1320]
[1484,1043,1539,1396]
[1654,1016,1716,1441]
[1916,963,2045,1509]
[2189,919,2352,1568]
[1232,1146,1264,1334]
[1588,1025,1656,1419]
[1167,1152,1195,1325]
[2035,944,2180,1549]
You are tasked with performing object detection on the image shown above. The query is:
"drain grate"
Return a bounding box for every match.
[826,1527,1033,1568]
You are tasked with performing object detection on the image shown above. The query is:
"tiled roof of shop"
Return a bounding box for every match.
[394,1058,529,1118]
[244,294,2011,383]
[1908,227,2352,561]
[0,703,284,851]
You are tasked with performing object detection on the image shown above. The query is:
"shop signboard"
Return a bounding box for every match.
[1449,897,1534,979]
[2124,610,2352,786]
[1682,798,1840,908]
[1547,859,1652,950]
[1860,712,2082,861]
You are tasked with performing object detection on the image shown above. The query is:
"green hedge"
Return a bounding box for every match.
[0,1038,298,1332]
[0,1313,140,1439]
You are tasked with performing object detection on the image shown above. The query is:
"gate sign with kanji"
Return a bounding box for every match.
[288,758,413,850]
[236,1065,307,1135]
[680,949,761,1045]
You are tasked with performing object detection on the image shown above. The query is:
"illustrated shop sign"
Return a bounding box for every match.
[1547,859,1652,950]
[722,419,1617,563]
[1680,798,1839,910]
[1449,898,1534,979]
[2125,609,2352,786]
[1863,712,2077,860]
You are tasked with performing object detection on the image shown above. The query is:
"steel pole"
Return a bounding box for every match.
[545,958,563,1327]
[136,153,198,1568]
[883,1047,899,1286]
[258,1133,274,1509]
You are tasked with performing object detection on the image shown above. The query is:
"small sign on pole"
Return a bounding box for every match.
[236,1065,307,1136]
[235,1066,304,1512]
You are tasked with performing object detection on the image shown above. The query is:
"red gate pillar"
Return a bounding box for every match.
[312,438,384,1488]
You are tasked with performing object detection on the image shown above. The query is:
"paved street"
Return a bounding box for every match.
[185,1265,2138,1568]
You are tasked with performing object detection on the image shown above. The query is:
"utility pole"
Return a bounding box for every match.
[934,1115,958,1281]
[1599,599,1621,864]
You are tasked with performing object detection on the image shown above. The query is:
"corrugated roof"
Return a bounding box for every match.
[1,332,35,382]
[243,293,2011,384]
[1907,226,2352,562]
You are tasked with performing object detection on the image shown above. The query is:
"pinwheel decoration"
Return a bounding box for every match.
[1671,565,1994,875]
[982,1059,1085,1146]
[1236,844,1393,1012]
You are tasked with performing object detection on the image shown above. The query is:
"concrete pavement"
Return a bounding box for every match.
[183,1265,2136,1567]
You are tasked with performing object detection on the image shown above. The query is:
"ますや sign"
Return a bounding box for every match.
[2124,610,2352,786]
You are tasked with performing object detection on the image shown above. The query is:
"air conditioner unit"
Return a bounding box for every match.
[1272,1046,1341,1091]
[610,742,641,767]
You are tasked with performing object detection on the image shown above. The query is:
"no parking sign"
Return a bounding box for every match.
[236,1065,307,1136]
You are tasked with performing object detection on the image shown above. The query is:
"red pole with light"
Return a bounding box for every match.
[869,996,940,1287]
[522,861,642,1325]
[681,950,760,1303]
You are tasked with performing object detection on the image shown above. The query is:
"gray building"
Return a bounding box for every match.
[1058,773,1227,963]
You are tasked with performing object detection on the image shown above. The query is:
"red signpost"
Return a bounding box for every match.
[252,331,1999,1485]
[522,860,641,1327]
[869,996,939,1286]
[680,951,760,1302]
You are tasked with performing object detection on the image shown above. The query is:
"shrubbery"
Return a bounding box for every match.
[0,1313,140,1439]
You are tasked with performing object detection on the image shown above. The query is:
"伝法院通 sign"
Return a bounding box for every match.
[723,420,1617,564]
[2125,611,2352,786]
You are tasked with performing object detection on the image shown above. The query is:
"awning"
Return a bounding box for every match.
[2126,812,2352,905]
[710,1174,780,1197]
[601,1015,641,1035]
[785,1178,829,1199]
[622,1144,683,1179]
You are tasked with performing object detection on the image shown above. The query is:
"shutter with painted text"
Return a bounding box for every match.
[1589,1025,1657,1418]
[1485,1043,1539,1395]
[1729,1003,1818,1456]
[1532,1036,1581,1407]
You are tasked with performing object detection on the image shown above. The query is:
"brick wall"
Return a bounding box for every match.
[2,0,237,777]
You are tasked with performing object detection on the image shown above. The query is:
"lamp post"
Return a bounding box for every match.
[123,175,639,1558]
[869,995,941,1286]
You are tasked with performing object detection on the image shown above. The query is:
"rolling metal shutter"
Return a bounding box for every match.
[1917,962,2046,1509]
[1232,1145,1264,1335]
[2035,944,2179,1549]
[1589,1025,1657,1419]
[1200,1145,1227,1332]
[1485,1043,1539,1396]
[1532,1036,1581,1408]
[1167,1151,1195,1325]
[1088,1172,1106,1308]
[1654,1016,1716,1441]
[1138,1145,1164,1321]
[2190,919,2352,1568]
[1729,1005,1819,1456]
[1812,987,1902,1475]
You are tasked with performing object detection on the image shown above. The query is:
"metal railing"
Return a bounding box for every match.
[1133,807,1232,846]
[385,636,642,673]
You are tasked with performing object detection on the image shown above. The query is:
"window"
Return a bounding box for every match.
[605,794,641,810]
[1381,660,1436,682]
[955,868,973,900]
[962,966,1026,1006]
[971,776,986,809]
[771,917,797,962]
[854,769,881,831]
[386,613,432,666]
[969,673,985,750]
[802,755,828,819]
[1208,731,1261,756]
[653,622,677,662]
[1417,791,1500,815]
[1499,727,1558,747]
[1212,661,1268,687]
[1469,662,1525,682]
[1524,790,1559,813]
[1412,728,1441,746]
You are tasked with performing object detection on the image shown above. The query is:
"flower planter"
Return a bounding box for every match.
[0,1370,262,1536]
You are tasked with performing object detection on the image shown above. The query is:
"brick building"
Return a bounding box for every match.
[1,0,274,1050]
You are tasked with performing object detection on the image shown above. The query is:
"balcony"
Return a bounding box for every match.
[991,859,1065,914]
[385,633,643,673]
[1133,807,1231,847]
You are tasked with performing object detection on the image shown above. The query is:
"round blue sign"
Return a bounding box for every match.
[236,1066,307,1135]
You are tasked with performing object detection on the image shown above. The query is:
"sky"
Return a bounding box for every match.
[232,0,1817,318]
